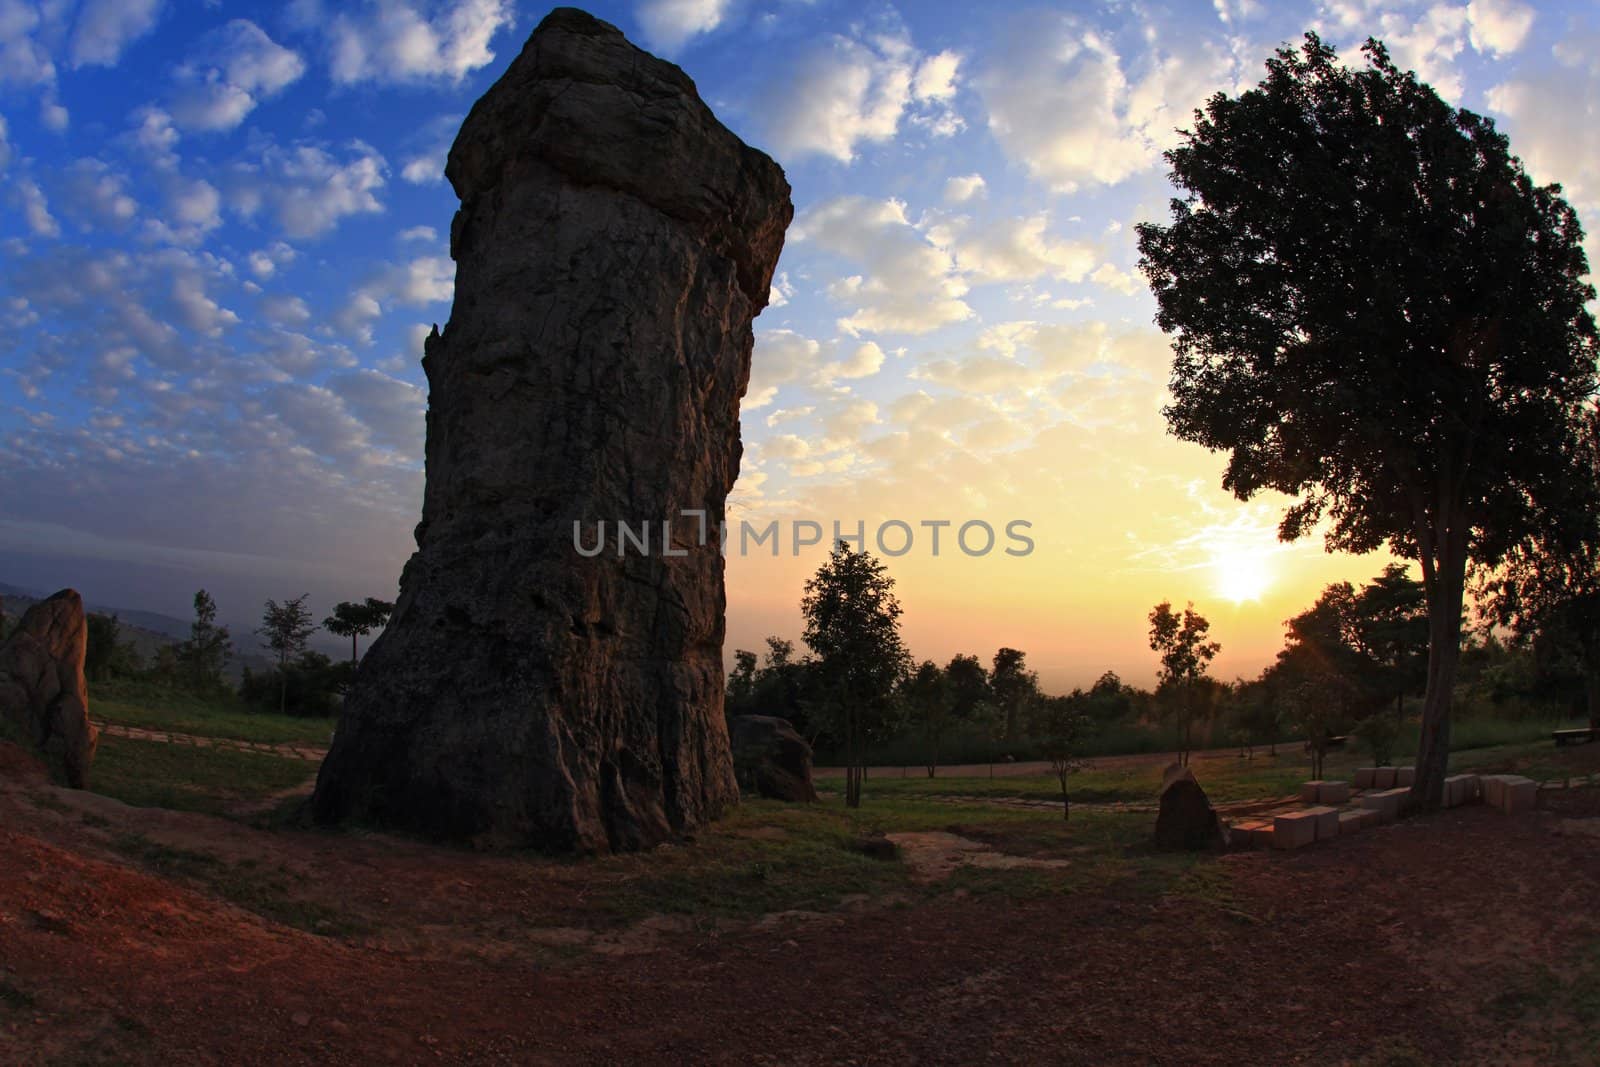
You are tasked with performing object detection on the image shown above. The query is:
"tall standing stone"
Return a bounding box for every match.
[310,8,792,852]
[0,589,98,789]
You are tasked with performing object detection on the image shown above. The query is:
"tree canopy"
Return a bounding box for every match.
[1137,33,1597,806]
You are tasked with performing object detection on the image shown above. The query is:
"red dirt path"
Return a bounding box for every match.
[4,764,1599,1064]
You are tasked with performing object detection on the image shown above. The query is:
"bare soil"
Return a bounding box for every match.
[4,750,1599,1065]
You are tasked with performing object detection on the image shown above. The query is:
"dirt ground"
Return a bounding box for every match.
[4,747,1600,1065]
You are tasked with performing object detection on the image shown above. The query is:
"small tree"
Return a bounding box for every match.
[1352,711,1401,768]
[1354,565,1429,722]
[902,660,953,778]
[258,595,318,716]
[322,597,394,667]
[1030,695,1091,820]
[1285,676,1348,780]
[989,647,1038,741]
[801,542,910,808]
[176,589,233,691]
[84,613,141,682]
[1148,601,1220,765]
[726,649,759,718]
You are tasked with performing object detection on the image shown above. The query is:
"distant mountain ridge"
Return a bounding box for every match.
[0,581,274,681]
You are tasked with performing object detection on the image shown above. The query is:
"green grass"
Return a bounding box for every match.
[91,734,314,816]
[108,832,369,937]
[91,679,334,745]
[563,798,1179,925]
[832,728,1590,808]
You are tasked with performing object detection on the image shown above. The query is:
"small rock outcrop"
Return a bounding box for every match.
[0,589,98,788]
[729,715,819,802]
[1153,765,1227,850]
[311,8,792,852]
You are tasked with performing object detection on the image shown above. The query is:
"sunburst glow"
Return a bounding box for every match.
[1210,547,1274,604]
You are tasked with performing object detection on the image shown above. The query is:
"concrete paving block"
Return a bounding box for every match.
[1273,810,1318,849]
[1338,810,1366,836]
[1230,820,1273,849]
[1373,768,1397,789]
[1394,766,1416,787]
[1353,767,1377,789]
[1497,776,1537,815]
[1317,781,1351,805]
[1443,774,1479,808]
[1300,780,1324,803]
[1356,787,1407,822]
[1357,807,1385,829]
[1304,805,1340,840]
[1481,775,1508,808]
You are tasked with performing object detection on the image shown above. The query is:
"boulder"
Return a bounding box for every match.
[310,8,792,853]
[1153,766,1227,850]
[729,715,818,802]
[0,589,98,788]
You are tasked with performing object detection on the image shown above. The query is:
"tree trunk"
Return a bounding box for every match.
[351,633,359,667]
[1586,669,1600,733]
[1058,772,1070,821]
[1411,539,1467,812]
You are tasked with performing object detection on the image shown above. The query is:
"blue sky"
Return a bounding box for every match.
[1,0,1593,687]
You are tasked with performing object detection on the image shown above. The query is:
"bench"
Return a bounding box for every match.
[1554,727,1595,747]
[1303,735,1350,753]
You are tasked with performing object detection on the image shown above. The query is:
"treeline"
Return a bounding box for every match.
[728,548,1590,803]
[55,589,393,718]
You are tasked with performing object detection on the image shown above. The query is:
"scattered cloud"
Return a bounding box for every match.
[977,11,1233,191]
[170,20,305,133]
[70,0,163,69]
[297,0,515,85]
[943,173,986,204]
[634,0,730,53]
[762,20,963,162]
[230,142,388,239]
[795,195,971,335]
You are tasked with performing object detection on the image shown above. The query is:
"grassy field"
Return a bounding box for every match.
[91,734,315,816]
[829,719,1590,807]
[92,679,334,745]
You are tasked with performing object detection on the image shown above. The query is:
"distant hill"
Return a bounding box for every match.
[0,582,274,681]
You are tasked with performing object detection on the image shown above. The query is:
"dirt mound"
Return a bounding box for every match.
[0,740,48,783]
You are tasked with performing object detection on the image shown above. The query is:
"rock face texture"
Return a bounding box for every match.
[729,715,819,803]
[311,8,792,853]
[1153,765,1227,850]
[0,590,98,788]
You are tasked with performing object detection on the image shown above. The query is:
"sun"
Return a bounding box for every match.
[1210,546,1273,604]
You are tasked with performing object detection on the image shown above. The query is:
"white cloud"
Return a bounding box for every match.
[1316,0,1469,99]
[233,142,387,238]
[60,158,138,228]
[978,12,1233,192]
[335,255,455,343]
[127,106,179,169]
[748,328,821,409]
[821,341,885,383]
[913,49,961,101]
[943,173,986,204]
[1485,35,1600,210]
[400,152,444,184]
[795,195,971,335]
[70,0,162,69]
[260,293,311,328]
[1467,0,1534,57]
[170,20,304,133]
[17,177,58,237]
[0,1,54,88]
[305,0,515,85]
[635,0,730,53]
[248,241,297,279]
[39,97,66,130]
[948,214,1097,284]
[398,225,437,243]
[1090,262,1139,295]
[763,22,962,163]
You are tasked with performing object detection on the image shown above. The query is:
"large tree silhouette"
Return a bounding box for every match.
[1138,34,1597,808]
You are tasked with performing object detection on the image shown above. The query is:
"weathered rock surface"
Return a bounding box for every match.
[1153,766,1227,850]
[0,589,98,788]
[729,715,818,802]
[311,7,792,852]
